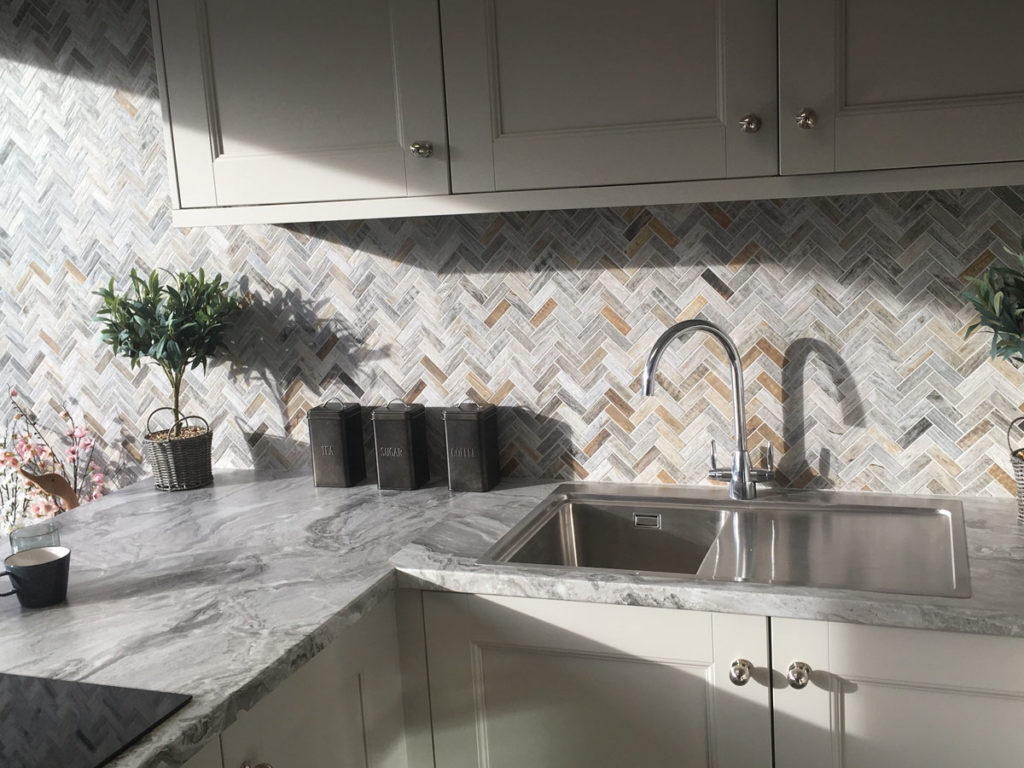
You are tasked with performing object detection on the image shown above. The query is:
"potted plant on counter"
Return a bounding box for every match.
[95,269,241,491]
[963,236,1024,365]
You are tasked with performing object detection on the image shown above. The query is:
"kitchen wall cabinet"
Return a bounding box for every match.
[773,618,1024,768]
[422,593,773,768]
[152,0,1024,226]
[219,593,409,768]
[440,0,777,192]
[153,0,448,208]
[780,0,1024,175]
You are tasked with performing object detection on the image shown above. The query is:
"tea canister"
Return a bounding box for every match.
[371,402,429,490]
[442,403,500,492]
[306,401,366,487]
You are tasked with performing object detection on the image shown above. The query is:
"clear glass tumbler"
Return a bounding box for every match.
[9,519,61,553]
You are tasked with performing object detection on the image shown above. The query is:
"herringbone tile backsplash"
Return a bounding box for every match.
[2,0,1023,496]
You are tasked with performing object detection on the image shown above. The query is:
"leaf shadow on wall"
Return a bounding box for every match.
[778,338,868,489]
[221,277,391,470]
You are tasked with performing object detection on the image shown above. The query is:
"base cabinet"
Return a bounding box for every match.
[773,618,1024,768]
[422,593,772,768]
[185,593,409,768]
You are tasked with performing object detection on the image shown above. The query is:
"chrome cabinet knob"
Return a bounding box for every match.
[795,109,817,129]
[787,661,812,689]
[408,141,434,158]
[738,114,761,133]
[729,658,753,686]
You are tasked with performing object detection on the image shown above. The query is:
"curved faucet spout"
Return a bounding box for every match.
[641,318,771,500]
[641,319,747,455]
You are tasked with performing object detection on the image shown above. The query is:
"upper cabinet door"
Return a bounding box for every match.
[780,0,1024,175]
[155,0,449,207]
[440,0,778,193]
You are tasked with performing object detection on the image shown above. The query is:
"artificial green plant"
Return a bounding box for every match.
[963,237,1024,366]
[95,269,241,434]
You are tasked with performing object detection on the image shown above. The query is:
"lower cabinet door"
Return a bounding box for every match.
[220,593,408,768]
[182,739,223,768]
[423,593,771,768]
[773,618,1024,768]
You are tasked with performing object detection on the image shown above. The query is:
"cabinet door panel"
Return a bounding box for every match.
[182,740,222,768]
[156,0,448,207]
[220,594,408,768]
[441,0,777,192]
[424,594,771,768]
[774,619,1024,768]
[780,0,1024,174]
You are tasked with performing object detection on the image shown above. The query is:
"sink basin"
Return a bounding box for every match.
[481,484,971,598]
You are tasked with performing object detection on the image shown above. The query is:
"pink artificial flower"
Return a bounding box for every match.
[36,444,51,459]
[92,473,105,485]
[66,446,78,459]
[78,436,94,451]
[30,498,59,519]
[90,489,103,501]
[9,389,17,396]
[65,428,74,437]
[73,426,88,439]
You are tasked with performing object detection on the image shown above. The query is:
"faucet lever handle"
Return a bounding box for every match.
[766,443,775,470]
[710,439,718,470]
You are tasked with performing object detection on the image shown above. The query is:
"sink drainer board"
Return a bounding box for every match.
[481,484,971,599]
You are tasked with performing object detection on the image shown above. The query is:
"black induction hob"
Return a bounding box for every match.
[0,673,191,768]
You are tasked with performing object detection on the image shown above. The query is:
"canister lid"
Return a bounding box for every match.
[307,400,361,420]
[442,402,497,421]
[371,401,426,421]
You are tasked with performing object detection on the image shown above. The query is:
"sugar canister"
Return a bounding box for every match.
[371,402,429,490]
[306,401,366,487]
[442,403,500,492]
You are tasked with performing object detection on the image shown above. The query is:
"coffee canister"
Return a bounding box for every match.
[371,402,429,490]
[442,403,500,492]
[306,401,366,487]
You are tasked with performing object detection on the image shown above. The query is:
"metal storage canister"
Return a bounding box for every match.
[442,403,500,492]
[306,401,366,487]
[371,402,429,490]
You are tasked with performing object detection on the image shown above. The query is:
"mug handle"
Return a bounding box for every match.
[0,571,16,597]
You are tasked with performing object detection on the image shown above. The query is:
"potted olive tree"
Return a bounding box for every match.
[96,269,241,490]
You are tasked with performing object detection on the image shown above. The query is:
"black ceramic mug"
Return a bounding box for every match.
[1,546,70,608]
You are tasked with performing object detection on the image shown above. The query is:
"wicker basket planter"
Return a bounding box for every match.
[143,408,213,491]
[1008,417,1024,522]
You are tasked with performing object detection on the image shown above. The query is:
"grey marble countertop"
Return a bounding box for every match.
[391,481,1024,639]
[7,473,1024,768]
[0,470,462,768]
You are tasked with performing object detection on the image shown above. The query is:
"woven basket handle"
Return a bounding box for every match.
[147,408,210,441]
[1007,416,1024,454]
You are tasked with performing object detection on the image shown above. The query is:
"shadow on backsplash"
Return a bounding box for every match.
[778,338,868,489]
[223,278,391,470]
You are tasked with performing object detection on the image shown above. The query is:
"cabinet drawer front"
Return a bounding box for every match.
[441,0,778,193]
[156,0,448,207]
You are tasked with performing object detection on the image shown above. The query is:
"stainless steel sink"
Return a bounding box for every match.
[481,484,971,598]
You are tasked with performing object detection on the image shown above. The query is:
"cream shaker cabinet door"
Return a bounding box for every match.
[423,593,772,768]
[183,740,223,768]
[773,618,1024,768]
[154,0,448,208]
[780,0,1024,175]
[219,594,409,768]
[440,0,778,193]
